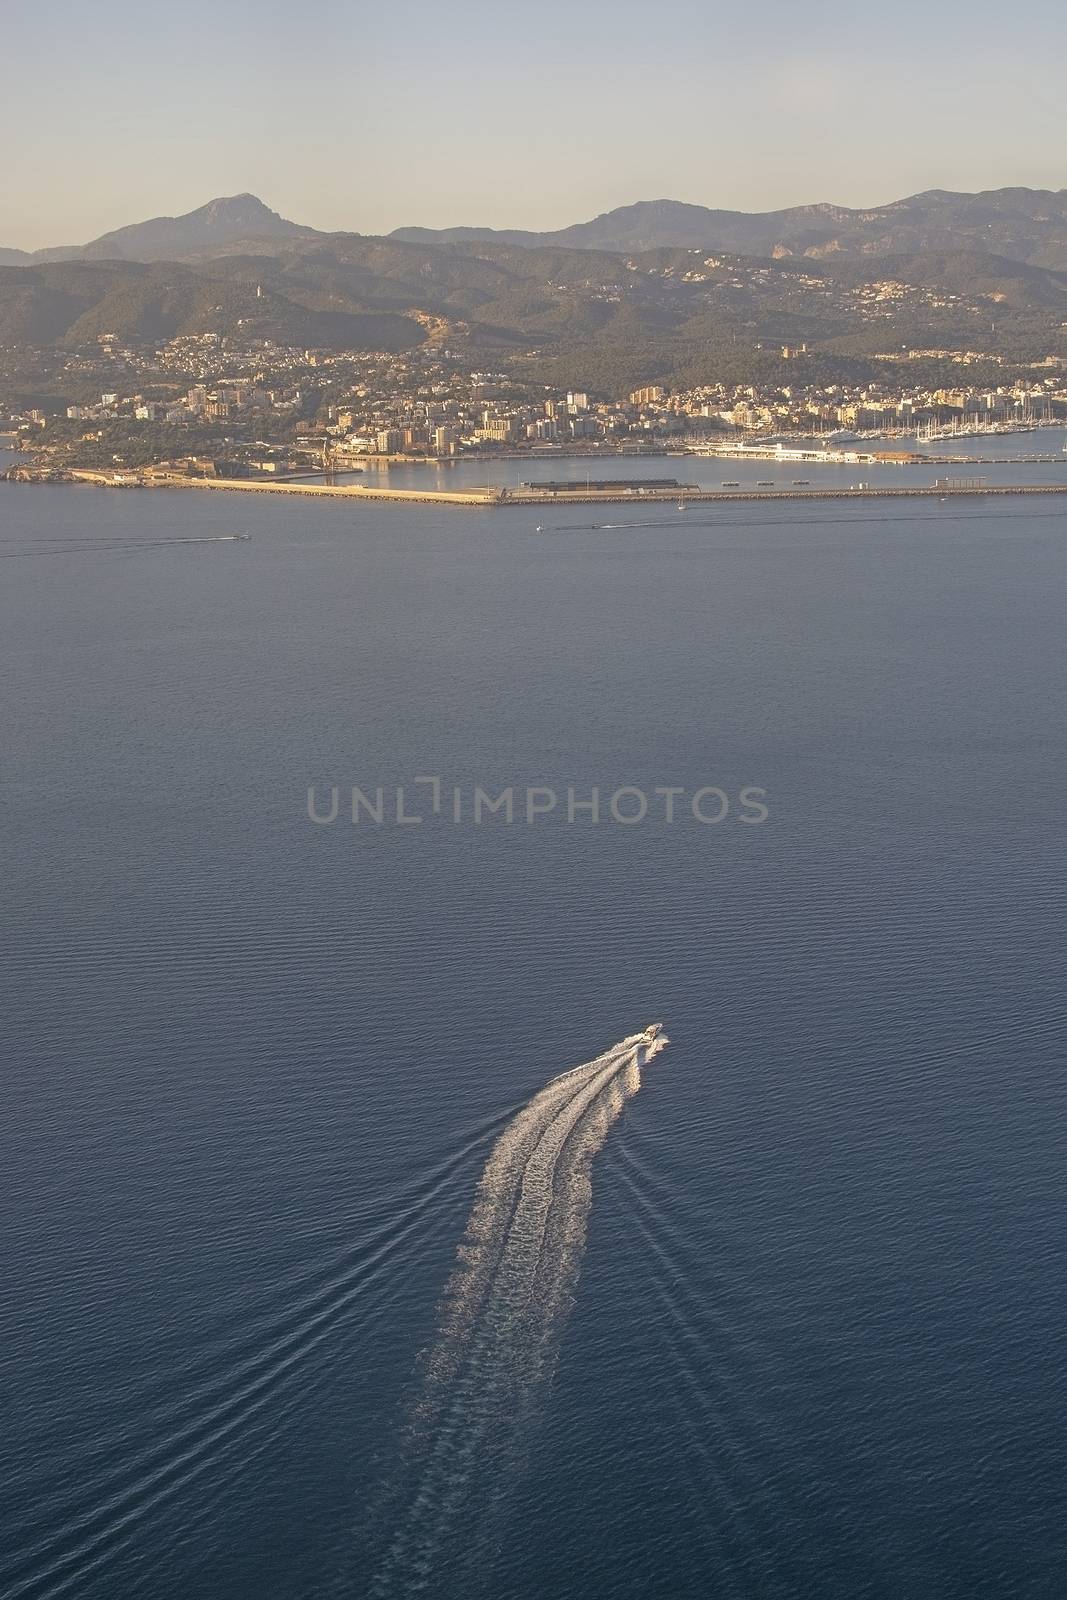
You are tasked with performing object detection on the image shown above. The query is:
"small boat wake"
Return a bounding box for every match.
[366,1025,667,1595]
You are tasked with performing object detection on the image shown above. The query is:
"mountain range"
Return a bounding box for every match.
[392,190,1067,269]
[4,190,1067,397]
[5,186,1067,270]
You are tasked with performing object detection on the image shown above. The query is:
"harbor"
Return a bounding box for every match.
[6,428,1067,510]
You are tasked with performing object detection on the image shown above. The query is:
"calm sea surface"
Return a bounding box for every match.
[2,463,1065,1598]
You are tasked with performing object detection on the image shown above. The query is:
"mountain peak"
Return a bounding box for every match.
[197,193,281,221]
[32,193,312,263]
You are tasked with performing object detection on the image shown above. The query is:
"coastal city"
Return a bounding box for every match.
[4,330,1067,490]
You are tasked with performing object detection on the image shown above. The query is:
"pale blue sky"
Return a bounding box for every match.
[4,0,1066,248]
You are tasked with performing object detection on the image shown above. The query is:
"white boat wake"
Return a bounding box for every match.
[369,1026,668,1595]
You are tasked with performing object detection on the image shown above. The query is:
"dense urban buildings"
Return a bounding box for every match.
[4,330,1066,480]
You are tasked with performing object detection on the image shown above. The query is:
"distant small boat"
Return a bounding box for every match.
[677,500,686,511]
[535,523,544,532]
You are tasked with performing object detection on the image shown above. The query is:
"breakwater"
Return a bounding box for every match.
[7,468,1067,509]
[508,483,1067,506]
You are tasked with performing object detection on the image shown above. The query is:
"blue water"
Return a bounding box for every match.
[2,477,1065,1598]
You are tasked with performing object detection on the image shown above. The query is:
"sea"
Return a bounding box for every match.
[2,439,1066,1599]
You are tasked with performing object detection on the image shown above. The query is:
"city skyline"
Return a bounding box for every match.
[4,0,1067,250]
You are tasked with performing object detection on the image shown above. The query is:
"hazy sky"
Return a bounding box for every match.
[4,0,1067,248]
